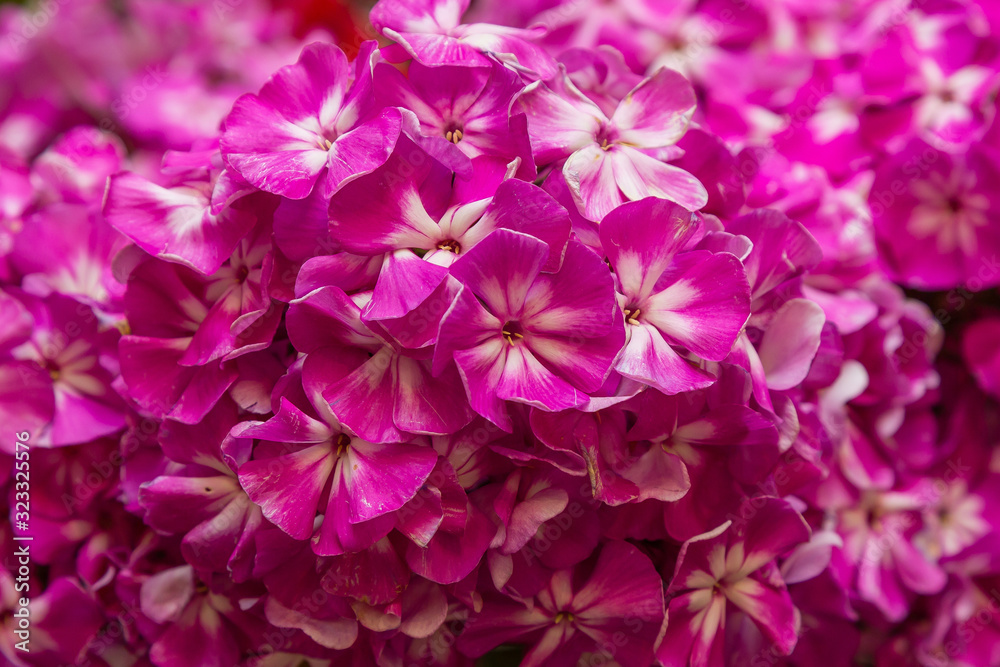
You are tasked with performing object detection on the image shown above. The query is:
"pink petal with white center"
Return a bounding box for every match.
[343,439,438,523]
[327,140,445,254]
[570,542,665,665]
[238,442,335,540]
[727,210,822,300]
[321,108,406,198]
[521,239,617,338]
[643,250,750,361]
[616,321,715,394]
[496,344,587,412]
[738,498,812,576]
[233,396,332,445]
[104,173,256,276]
[366,250,449,323]
[433,286,508,427]
[611,146,708,212]
[457,27,558,79]
[563,144,622,221]
[517,75,605,165]
[722,575,799,655]
[221,43,353,199]
[457,596,550,658]
[449,229,549,319]
[637,251,750,368]
[657,593,726,667]
[370,0,467,38]
[324,347,404,443]
[394,356,475,435]
[600,197,699,301]
[668,521,731,594]
[756,298,826,390]
[610,67,696,148]
[221,93,329,200]
[382,30,496,74]
[258,42,351,131]
[526,324,624,394]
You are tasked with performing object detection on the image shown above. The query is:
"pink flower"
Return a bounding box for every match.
[658,498,810,667]
[518,67,708,220]
[221,42,404,200]
[434,229,624,430]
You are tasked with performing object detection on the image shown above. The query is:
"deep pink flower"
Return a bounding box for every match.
[0,289,125,447]
[518,67,708,220]
[459,541,665,666]
[600,198,751,394]
[221,42,403,200]
[871,139,1000,290]
[658,498,810,667]
[434,229,624,430]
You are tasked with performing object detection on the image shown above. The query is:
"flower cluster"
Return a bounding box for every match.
[3,0,1000,666]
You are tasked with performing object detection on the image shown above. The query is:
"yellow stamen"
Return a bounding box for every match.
[335,433,351,456]
[554,611,575,624]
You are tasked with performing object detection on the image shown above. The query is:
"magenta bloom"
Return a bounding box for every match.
[518,67,708,220]
[600,198,751,394]
[328,138,570,270]
[375,60,535,175]
[434,229,624,430]
[871,139,1000,290]
[0,289,125,447]
[221,42,403,200]
[459,541,665,666]
[658,498,810,667]
[287,282,475,441]
[233,396,438,556]
[104,171,257,276]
